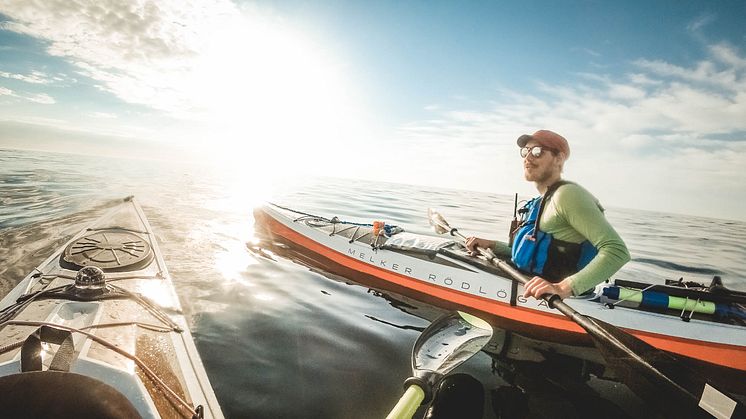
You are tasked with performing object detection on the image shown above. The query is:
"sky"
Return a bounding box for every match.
[0,1,745,220]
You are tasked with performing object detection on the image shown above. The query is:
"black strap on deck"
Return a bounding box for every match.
[21,325,75,372]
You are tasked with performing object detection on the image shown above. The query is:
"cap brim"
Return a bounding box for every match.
[517,134,533,147]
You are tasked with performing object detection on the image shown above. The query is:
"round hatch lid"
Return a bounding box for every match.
[62,230,154,272]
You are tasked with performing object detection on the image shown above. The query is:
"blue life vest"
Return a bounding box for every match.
[510,182,598,281]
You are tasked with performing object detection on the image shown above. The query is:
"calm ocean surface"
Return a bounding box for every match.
[1,148,744,418]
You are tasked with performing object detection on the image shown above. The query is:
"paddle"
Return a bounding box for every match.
[427,209,745,419]
[386,311,493,419]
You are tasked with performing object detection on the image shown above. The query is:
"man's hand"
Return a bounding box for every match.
[464,237,496,256]
[522,276,573,299]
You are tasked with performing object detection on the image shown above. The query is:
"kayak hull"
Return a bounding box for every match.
[0,197,223,418]
[254,204,746,389]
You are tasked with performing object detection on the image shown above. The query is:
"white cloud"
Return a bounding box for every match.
[581,48,601,58]
[88,111,118,119]
[0,85,54,104]
[687,13,716,33]
[0,0,232,111]
[0,1,356,111]
[27,93,55,104]
[0,70,52,84]
[710,43,746,70]
[635,43,746,91]
[0,0,368,165]
[627,73,661,86]
[407,43,746,145]
[393,43,746,220]
[0,71,55,105]
[607,83,647,101]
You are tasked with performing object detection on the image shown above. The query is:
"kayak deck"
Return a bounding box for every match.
[0,196,222,418]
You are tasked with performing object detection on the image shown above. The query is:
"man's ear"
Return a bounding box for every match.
[555,152,567,172]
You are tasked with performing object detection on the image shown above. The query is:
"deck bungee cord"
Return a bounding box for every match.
[0,281,182,331]
[269,202,404,248]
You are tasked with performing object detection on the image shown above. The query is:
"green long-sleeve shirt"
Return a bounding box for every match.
[495,182,631,295]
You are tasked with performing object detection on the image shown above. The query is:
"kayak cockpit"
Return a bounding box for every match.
[0,371,142,418]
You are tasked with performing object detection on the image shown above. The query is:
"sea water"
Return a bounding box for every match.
[1,148,744,418]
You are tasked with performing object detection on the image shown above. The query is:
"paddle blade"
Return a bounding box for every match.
[412,311,493,379]
[580,315,745,419]
[427,208,451,235]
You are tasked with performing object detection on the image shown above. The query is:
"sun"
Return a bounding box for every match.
[180,10,367,174]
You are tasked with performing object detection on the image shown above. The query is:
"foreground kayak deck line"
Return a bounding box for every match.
[254,204,746,377]
[0,196,223,419]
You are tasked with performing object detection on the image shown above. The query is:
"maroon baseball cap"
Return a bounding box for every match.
[517,130,570,158]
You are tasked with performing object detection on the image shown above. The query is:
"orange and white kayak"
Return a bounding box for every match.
[254,203,746,381]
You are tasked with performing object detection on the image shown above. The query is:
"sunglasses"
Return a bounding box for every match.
[520,146,557,158]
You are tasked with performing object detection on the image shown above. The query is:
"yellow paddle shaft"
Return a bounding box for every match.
[386,384,425,419]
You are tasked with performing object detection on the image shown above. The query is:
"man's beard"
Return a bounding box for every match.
[524,165,553,183]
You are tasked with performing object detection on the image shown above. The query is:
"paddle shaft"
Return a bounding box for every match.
[386,385,425,419]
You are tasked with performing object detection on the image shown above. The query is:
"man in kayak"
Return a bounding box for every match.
[465,130,630,299]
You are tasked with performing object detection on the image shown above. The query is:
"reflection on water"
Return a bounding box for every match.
[2,148,745,418]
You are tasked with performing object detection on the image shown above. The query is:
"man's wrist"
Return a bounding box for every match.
[559,279,574,297]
